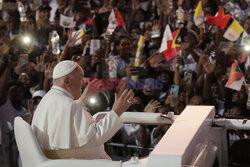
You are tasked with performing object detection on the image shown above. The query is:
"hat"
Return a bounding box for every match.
[32,90,46,98]
[52,60,78,79]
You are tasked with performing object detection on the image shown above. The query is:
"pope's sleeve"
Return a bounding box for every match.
[71,100,123,147]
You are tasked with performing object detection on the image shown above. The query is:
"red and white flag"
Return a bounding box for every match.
[107,9,125,34]
[225,62,246,91]
[115,9,125,27]
[159,25,172,53]
[159,25,182,61]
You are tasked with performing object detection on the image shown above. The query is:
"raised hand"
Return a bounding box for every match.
[152,19,161,31]
[112,89,135,116]
[144,100,161,113]
[199,54,216,74]
[66,29,82,47]
[34,55,46,73]
[28,99,36,116]
[44,62,57,79]
[131,0,141,11]
[155,0,170,15]
[98,0,113,13]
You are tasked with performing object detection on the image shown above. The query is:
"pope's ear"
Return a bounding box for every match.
[64,76,71,87]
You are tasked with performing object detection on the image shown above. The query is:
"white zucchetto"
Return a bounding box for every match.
[52,60,78,79]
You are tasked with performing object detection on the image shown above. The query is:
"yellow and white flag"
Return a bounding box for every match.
[223,20,244,41]
[194,1,204,26]
[132,36,145,82]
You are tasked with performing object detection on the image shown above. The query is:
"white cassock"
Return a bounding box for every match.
[31,85,123,160]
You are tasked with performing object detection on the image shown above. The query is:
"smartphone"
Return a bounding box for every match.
[86,24,93,35]
[189,11,195,22]
[209,51,216,65]
[147,55,156,66]
[199,36,212,51]
[90,39,100,55]
[19,54,29,65]
[170,85,179,98]
[135,67,148,76]
[184,71,193,85]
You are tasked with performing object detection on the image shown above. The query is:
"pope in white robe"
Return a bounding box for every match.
[31,60,135,160]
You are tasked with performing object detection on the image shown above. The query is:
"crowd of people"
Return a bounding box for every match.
[0,0,250,166]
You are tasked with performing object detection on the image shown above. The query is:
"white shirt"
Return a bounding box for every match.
[169,51,197,73]
[108,55,134,79]
[179,53,197,73]
[31,85,123,159]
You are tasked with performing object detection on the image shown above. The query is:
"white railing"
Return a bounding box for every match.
[94,112,177,125]
[213,118,250,130]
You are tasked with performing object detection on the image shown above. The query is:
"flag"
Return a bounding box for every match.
[59,14,76,28]
[81,18,94,34]
[106,9,125,35]
[106,9,117,35]
[108,9,116,23]
[225,62,245,91]
[115,9,125,27]
[194,1,204,26]
[84,18,94,25]
[163,29,182,61]
[205,14,214,25]
[205,7,231,29]
[159,25,172,53]
[132,36,145,82]
[223,19,244,41]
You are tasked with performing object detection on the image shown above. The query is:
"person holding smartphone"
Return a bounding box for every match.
[108,36,136,79]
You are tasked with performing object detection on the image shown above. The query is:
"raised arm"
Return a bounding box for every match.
[74,89,135,146]
[59,30,82,61]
